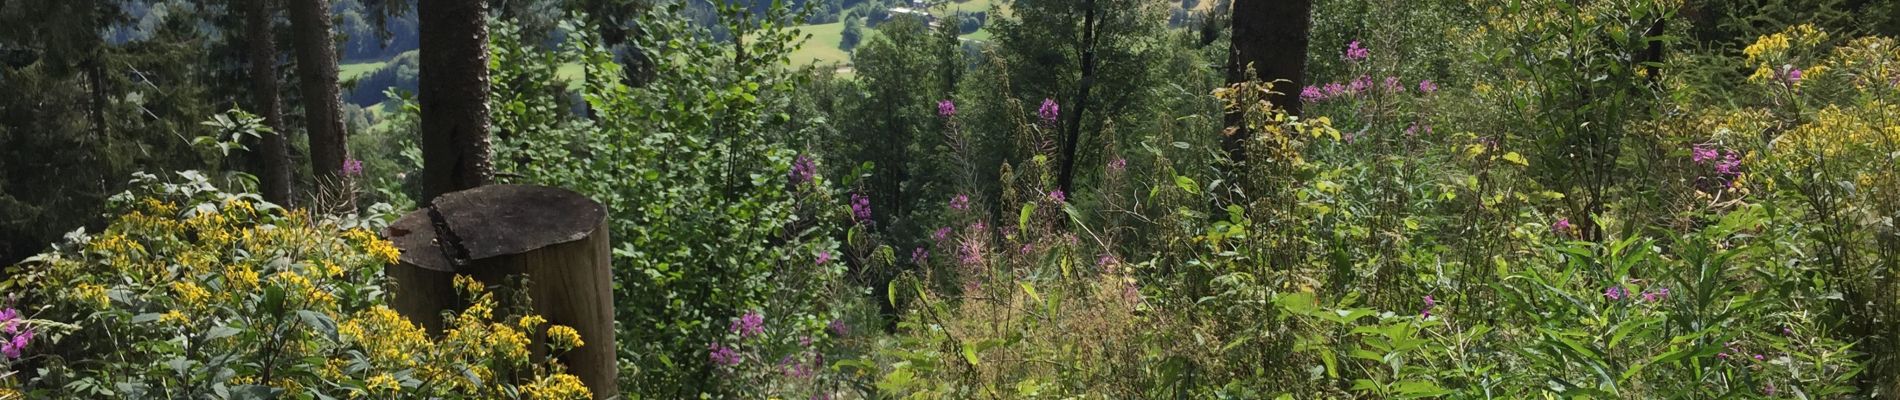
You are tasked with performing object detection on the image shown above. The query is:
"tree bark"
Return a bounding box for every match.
[1223,0,1311,163]
[287,0,348,181]
[1056,0,1100,196]
[247,0,293,205]
[385,185,619,399]
[419,0,494,204]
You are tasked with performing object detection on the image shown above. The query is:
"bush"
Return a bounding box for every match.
[0,172,591,399]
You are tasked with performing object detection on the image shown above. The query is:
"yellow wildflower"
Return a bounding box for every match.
[74,283,111,309]
[547,325,585,350]
[518,314,548,330]
[365,373,401,393]
[171,281,211,307]
[520,373,592,400]
[160,310,190,325]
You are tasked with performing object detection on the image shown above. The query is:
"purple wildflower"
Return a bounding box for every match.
[341,158,365,177]
[1348,75,1373,94]
[1605,285,1628,301]
[1048,190,1066,204]
[1384,76,1403,93]
[1714,152,1743,178]
[1691,144,1719,164]
[1764,382,1776,396]
[1300,85,1326,102]
[911,247,929,265]
[1786,68,1803,84]
[827,319,849,336]
[1754,354,1766,361]
[949,194,971,211]
[1418,80,1438,94]
[709,342,742,367]
[1107,158,1128,173]
[933,227,953,241]
[1404,122,1432,137]
[1421,295,1436,318]
[816,250,833,265]
[850,193,873,225]
[730,310,764,338]
[1038,98,1061,125]
[790,155,817,185]
[1323,82,1347,97]
[1642,287,1670,303]
[1554,218,1574,236]
[1344,40,1370,62]
[938,99,957,118]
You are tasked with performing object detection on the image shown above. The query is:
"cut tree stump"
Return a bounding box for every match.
[384,184,618,398]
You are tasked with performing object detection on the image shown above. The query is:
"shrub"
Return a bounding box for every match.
[0,172,590,399]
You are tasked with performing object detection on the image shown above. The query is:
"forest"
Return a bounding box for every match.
[2,0,1900,398]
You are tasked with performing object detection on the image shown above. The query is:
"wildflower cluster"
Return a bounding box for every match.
[0,173,590,399]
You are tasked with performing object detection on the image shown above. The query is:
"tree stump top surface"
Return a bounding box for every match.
[385,184,605,272]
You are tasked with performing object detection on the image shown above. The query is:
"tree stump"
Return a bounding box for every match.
[384,184,618,398]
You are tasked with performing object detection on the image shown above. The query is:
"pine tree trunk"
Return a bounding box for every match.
[287,0,348,181]
[1224,0,1311,163]
[419,0,494,204]
[1056,0,1100,196]
[247,0,293,205]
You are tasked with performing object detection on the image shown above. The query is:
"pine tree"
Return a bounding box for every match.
[418,0,494,203]
[288,0,350,182]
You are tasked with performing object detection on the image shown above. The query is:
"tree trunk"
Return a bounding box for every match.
[247,0,293,205]
[1224,0,1312,163]
[287,0,348,181]
[1056,0,1100,196]
[419,0,494,204]
[385,185,619,399]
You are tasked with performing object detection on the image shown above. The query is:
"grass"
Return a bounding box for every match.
[339,62,385,81]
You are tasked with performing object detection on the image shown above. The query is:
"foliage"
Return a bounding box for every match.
[0,171,590,399]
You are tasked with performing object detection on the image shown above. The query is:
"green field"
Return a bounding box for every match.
[339,61,385,81]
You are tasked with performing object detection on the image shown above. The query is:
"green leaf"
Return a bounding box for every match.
[1019,203,1036,233]
[1502,152,1529,166]
[1174,175,1200,195]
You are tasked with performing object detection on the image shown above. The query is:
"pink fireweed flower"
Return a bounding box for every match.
[1348,75,1373,94]
[949,194,970,211]
[1404,123,1432,137]
[1714,152,1743,178]
[1604,285,1628,301]
[1323,82,1347,98]
[341,158,365,176]
[1383,76,1403,93]
[709,342,742,367]
[827,319,849,336]
[730,310,764,338]
[1642,287,1670,303]
[1038,98,1061,125]
[1785,68,1803,84]
[1417,79,1438,94]
[1107,158,1128,173]
[790,155,817,185]
[1691,144,1718,164]
[1048,190,1066,203]
[932,227,953,241]
[938,99,957,118]
[850,193,873,225]
[816,250,833,265]
[1344,40,1370,62]
[1421,295,1436,318]
[1554,218,1574,236]
[911,247,929,265]
[1300,85,1326,102]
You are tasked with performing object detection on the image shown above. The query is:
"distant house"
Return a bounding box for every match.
[872,6,936,27]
